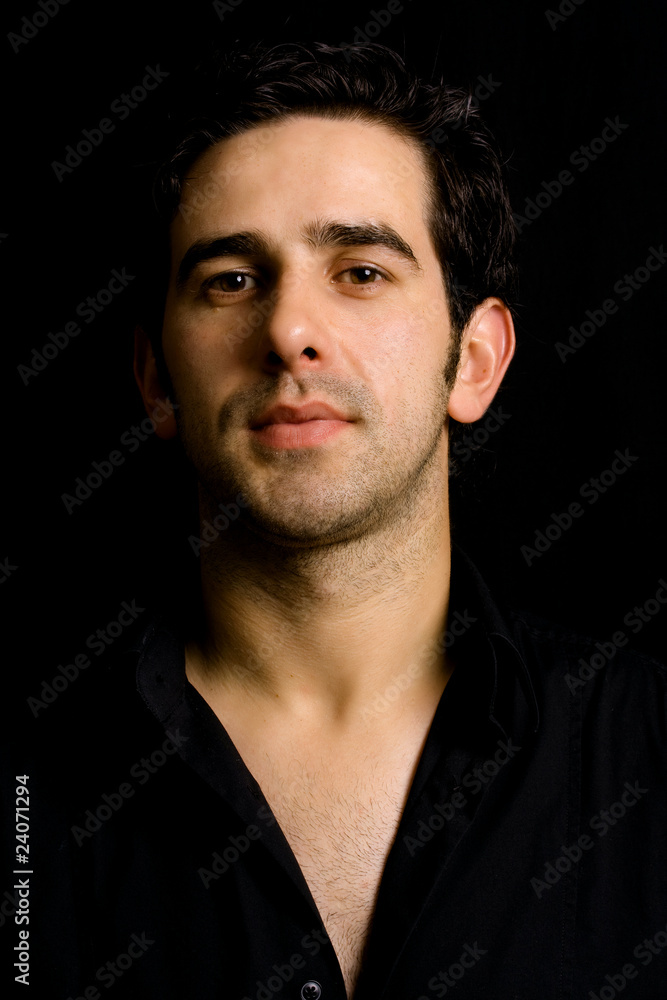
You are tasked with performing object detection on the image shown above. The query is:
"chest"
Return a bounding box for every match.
[247,750,416,997]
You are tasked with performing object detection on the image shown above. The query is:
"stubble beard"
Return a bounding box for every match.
[174,354,458,551]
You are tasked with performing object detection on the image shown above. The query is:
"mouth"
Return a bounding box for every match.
[249,401,355,449]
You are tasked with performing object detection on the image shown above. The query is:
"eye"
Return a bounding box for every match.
[337,266,386,285]
[205,271,259,294]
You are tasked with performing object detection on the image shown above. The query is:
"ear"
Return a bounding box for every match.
[133,325,178,440]
[447,298,515,423]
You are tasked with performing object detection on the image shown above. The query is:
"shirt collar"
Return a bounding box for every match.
[450,543,541,741]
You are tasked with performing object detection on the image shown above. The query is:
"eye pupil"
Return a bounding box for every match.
[353,268,374,283]
[215,272,250,292]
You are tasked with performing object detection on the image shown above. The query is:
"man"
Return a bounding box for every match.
[7,42,666,1000]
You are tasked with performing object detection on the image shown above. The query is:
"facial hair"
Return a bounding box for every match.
[172,347,459,549]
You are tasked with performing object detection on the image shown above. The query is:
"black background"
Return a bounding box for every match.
[3,0,665,719]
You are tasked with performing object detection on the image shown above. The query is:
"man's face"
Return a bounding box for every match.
[161,114,458,545]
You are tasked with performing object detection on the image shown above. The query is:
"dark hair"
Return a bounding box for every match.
[141,41,517,376]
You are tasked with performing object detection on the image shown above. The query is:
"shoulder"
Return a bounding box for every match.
[6,616,168,809]
[506,606,667,763]
[452,545,666,740]
[507,604,666,688]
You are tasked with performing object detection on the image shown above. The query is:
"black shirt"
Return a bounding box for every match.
[3,549,667,999]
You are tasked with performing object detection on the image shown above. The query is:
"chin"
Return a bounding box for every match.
[242,504,377,548]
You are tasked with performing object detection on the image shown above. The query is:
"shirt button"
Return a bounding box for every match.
[300,982,322,1000]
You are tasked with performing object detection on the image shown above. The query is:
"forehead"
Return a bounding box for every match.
[170,114,435,254]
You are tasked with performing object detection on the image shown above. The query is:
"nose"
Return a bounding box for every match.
[256,270,335,375]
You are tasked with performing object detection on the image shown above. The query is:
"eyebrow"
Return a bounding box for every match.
[175,219,422,287]
[303,220,422,273]
[176,232,271,288]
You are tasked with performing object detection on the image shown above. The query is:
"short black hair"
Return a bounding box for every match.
[140,41,517,384]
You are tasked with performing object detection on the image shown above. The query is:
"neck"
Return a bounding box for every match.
[186,444,454,727]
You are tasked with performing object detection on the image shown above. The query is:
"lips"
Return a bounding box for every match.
[250,401,351,429]
[249,400,354,448]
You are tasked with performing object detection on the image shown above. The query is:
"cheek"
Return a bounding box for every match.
[359,296,449,389]
[352,330,444,436]
[162,310,234,397]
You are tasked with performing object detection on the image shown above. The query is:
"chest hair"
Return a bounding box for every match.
[254,752,413,997]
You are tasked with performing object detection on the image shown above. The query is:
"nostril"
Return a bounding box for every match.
[302,347,317,359]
